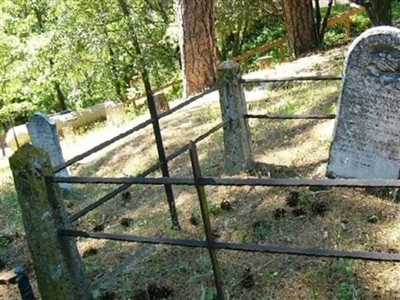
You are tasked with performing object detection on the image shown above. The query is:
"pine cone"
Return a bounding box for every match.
[286,191,299,207]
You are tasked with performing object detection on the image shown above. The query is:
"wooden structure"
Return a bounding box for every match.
[327,5,365,39]
[232,37,286,72]
[256,55,274,69]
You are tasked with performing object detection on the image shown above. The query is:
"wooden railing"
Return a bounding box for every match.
[327,5,365,38]
[129,79,182,106]
[232,37,287,72]
[233,6,366,71]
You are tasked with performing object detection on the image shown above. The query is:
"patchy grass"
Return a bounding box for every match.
[0,167,21,235]
[2,47,400,299]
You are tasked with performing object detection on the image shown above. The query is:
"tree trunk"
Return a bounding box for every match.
[281,0,318,59]
[366,0,392,26]
[178,0,218,98]
[53,79,68,111]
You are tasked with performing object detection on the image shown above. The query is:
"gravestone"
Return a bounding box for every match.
[105,101,125,126]
[154,93,170,114]
[27,113,71,189]
[327,26,400,179]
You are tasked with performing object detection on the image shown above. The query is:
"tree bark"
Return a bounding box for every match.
[53,79,68,111]
[366,0,392,26]
[281,0,318,59]
[178,0,218,98]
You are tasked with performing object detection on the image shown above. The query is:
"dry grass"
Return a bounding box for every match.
[2,47,400,299]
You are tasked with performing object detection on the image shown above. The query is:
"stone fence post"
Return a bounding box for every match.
[217,60,253,175]
[10,144,93,300]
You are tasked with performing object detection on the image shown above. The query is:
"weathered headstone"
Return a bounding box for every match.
[154,93,170,114]
[327,26,400,179]
[105,101,125,126]
[27,113,71,189]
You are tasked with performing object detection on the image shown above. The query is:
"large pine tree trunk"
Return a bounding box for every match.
[178,0,218,98]
[281,0,318,59]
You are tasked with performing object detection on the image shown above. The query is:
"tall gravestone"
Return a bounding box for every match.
[27,113,71,189]
[327,26,400,179]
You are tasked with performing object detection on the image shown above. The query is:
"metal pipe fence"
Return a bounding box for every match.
[52,141,400,300]
[241,75,340,122]
[244,113,336,120]
[67,121,226,223]
[240,75,342,84]
[54,85,218,173]
[45,74,398,299]
[54,84,219,229]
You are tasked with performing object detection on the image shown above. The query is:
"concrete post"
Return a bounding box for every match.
[217,60,253,175]
[9,144,93,300]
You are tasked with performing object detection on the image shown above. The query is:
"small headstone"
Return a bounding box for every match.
[61,124,74,143]
[105,101,125,126]
[154,93,170,114]
[327,26,400,179]
[27,113,71,189]
[256,55,273,69]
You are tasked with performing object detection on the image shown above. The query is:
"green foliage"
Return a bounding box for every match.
[298,190,314,210]
[0,0,384,126]
[305,259,358,299]
[320,4,350,17]
[200,288,217,300]
[164,83,183,102]
[331,260,357,300]
[0,0,180,125]
[323,28,347,47]
[215,0,283,60]
[350,12,372,36]
[393,2,400,20]
[235,231,248,243]
[207,201,220,215]
[0,169,22,234]
[253,220,275,240]
[277,101,301,116]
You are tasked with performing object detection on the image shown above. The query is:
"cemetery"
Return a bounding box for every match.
[2,25,400,299]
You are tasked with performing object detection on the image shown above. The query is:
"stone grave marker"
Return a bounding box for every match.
[327,26,400,179]
[154,93,170,114]
[27,113,71,189]
[105,101,125,127]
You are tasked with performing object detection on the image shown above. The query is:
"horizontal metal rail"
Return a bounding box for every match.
[54,118,154,173]
[60,229,400,262]
[157,85,218,120]
[240,75,342,84]
[54,85,219,173]
[51,176,400,188]
[67,122,226,222]
[244,114,336,120]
